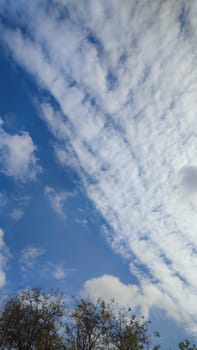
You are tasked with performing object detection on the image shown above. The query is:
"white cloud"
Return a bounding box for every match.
[76,218,88,225]
[11,208,24,221]
[45,186,76,218]
[20,246,45,272]
[2,0,197,333]
[83,274,179,321]
[0,118,41,181]
[0,228,9,287]
[40,261,76,282]
[13,195,32,203]
[52,265,66,280]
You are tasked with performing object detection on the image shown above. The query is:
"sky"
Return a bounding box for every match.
[0,0,197,346]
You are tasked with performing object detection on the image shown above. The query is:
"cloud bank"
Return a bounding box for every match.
[1,0,197,333]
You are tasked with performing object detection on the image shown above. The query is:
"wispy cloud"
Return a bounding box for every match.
[0,228,9,287]
[40,262,76,282]
[76,218,88,225]
[52,265,66,280]
[10,208,24,221]
[20,246,45,272]
[0,118,41,181]
[1,0,197,333]
[19,246,74,283]
[45,186,76,218]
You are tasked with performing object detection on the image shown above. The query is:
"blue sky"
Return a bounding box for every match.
[0,0,197,346]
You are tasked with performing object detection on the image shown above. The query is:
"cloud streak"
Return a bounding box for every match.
[1,0,197,333]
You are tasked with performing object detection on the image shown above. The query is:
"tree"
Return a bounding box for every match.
[105,305,159,350]
[64,298,160,350]
[64,298,109,350]
[0,289,195,350]
[0,288,65,350]
[179,340,197,350]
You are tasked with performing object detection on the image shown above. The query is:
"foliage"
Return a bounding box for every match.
[64,298,110,350]
[0,289,195,350]
[0,288,65,350]
[64,298,159,350]
[179,340,197,350]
